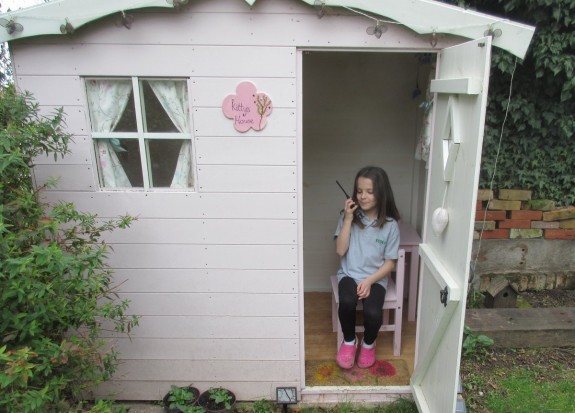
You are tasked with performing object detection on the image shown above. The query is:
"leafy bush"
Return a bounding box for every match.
[466,289,485,309]
[443,0,575,206]
[84,400,128,413]
[0,85,137,412]
[208,387,234,410]
[462,326,494,359]
[166,385,202,412]
[251,399,276,413]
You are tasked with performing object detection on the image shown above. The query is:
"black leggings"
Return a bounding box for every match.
[338,276,386,345]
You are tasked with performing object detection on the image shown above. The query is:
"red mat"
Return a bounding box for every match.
[305,359,410,386]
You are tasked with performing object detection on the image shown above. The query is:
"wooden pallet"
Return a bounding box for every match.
[465,307,575,348]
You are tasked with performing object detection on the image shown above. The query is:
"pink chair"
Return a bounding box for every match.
[331,248,405,356]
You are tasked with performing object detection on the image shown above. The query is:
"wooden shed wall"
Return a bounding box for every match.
[11,0,458,401]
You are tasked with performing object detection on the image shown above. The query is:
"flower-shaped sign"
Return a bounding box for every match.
[222,81,273,132]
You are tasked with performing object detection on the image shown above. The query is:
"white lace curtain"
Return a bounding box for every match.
[148,80,193,188]
[86,79,133,188]
[415,68,435,165]
[87,79,192,189]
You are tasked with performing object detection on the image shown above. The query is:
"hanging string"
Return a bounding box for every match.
[441,183,449,209]
[470,56,519,284]
[340,5,508,33]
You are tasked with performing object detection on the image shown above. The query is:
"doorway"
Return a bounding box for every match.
[301,50,433,386]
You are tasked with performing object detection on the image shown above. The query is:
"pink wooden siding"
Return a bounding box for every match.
[13,0,458,401]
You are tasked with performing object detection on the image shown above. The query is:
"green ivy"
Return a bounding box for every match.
[0,42,10,85]
[442,0,575,206]
[0,85,138,412]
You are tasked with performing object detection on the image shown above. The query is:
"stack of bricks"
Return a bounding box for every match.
[475,189,575,240]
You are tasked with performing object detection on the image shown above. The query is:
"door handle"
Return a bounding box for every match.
[440,286,448,307]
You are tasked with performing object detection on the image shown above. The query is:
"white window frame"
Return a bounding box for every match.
[86,76,194,191]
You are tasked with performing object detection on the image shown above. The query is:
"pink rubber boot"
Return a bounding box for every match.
[357,340,376,368]
[336,338,357,369]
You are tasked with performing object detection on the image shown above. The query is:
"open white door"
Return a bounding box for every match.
[411,37,492,413]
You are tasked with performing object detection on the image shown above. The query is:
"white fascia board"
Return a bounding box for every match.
[1,0,535,59]
[300,0,535,59]
[0,0,175,42]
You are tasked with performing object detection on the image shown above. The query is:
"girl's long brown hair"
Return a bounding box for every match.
[352,166,400,228]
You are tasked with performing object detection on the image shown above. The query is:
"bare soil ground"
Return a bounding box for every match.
[521,288,575,308]
[461,289,575,412]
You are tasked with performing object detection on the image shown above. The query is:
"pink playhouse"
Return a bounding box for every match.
[1,0,534,411]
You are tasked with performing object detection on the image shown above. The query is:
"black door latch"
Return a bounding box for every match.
[440,286,448,307]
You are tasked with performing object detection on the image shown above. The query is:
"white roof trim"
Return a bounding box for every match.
[0,0,175,41]
[316,0,535,59]
[0,0,534,58]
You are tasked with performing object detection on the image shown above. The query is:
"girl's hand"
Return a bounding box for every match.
[357,279,373,299]
[344,198,358,221]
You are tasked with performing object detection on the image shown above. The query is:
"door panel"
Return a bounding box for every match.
[411,37,492,413]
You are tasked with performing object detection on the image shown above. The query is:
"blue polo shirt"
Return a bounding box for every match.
[334,212,400,289]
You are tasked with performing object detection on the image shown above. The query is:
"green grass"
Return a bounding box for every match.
[461,348,575,412]
[238,399,418,413]
[485,368,575,413]
[297,399,417,413]
[461,369,487,409]
[382,399,418,413]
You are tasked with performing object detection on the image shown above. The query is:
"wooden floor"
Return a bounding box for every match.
[304,292,416,377]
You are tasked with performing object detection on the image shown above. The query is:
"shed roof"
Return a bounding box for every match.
[0,0,534,58]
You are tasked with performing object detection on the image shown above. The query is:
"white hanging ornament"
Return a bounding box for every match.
[432,207,449,236]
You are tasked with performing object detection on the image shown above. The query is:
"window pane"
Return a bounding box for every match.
[113,90,137,132]
[147,139,192,188]
[85,79,136,132]
[95,138,143,188]
[141,80,189,133]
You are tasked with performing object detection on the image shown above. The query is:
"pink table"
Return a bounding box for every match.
[399,221,421,322]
